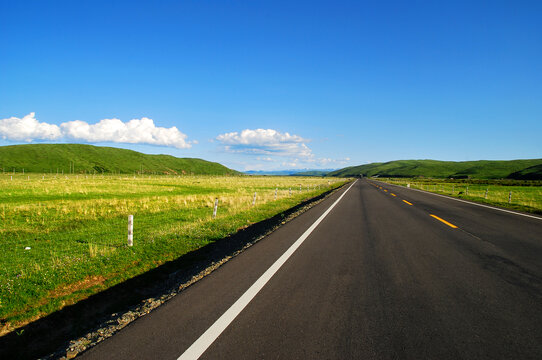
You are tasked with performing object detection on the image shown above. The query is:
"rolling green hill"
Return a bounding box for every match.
[328,159,542,180]
[0,144,239,175]
[507,164,542,180]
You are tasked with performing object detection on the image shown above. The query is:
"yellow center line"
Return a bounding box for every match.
[391,193,396,197]
[384,190,388,192]
[430,214,458,229]
[402,200,413,205]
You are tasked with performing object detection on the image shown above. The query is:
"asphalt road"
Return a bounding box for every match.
[80,179,542,359]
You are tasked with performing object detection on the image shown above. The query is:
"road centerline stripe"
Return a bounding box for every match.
[178,180,358,360]
[391,193,397,197]
[402,200,413,206]
[430,214,458,228]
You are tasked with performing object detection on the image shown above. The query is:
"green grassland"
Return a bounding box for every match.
[375,178,542,214]
[328,159,542,179]
[0,144,238,175]
[0,173,348,333]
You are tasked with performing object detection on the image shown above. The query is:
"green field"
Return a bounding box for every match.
[375,178,542,214]
[0,174,347,333]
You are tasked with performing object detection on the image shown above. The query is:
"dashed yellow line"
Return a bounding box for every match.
[391,193,396,197]
[402,200,413,206]
[430,214,458,229]
[384,189,388,192]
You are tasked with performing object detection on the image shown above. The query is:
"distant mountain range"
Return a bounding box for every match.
[0,144,238,175]
[328,159,542,180]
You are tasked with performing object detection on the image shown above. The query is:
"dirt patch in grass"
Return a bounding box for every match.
[0,276,107,338]
[50,276,106,299]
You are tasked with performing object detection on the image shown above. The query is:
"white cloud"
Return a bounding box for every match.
[0,112,62,142]
[61,117,191,149]
[315,157,351,166]
[0,113,192,149]
[216,129,313,159]
[281,161,299,168]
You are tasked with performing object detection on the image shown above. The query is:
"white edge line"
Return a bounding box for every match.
[178,179,358,360]
[372,180,542,221]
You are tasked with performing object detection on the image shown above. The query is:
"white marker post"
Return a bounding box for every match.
[274,188,277,200]
[485,189,488,199]
[289,188,292,196]
[509,191,512,204]
[213,198,219,218]
[127,215,134,246]
[252,192,257,206]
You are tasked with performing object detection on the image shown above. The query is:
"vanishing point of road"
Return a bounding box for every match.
[80,179,542,359]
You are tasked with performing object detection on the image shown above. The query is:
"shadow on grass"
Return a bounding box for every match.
[0,185,344,359]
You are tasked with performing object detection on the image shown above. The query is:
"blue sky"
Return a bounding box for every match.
[1,0,541,171]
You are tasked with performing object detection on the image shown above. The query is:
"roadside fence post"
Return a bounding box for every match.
[508,191,512,204]
[252,192,257,206]
[485,189,488,199]
[127,215,134,246]
[466,186,469,195]
[289,188,292,196]
[213,198,219,218]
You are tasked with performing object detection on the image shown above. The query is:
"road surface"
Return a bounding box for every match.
[80,179,542,359]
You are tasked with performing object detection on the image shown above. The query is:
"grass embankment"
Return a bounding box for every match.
[0,174,348,333]
[375,178,542,214]
[328,159,542,179]
[0,144,238,175]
